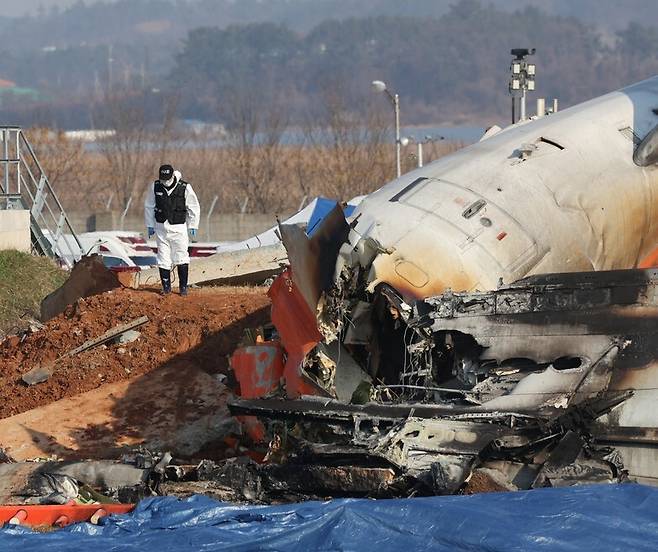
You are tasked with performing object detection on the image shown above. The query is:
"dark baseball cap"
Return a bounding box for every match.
[159,164,174,181]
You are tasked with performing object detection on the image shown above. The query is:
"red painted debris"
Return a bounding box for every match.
[267,269,323,398]
[639,246,658,268]
[232,343,285,399]
[231,342,285,442]
[230,269,327,444]
[0,504,134,528]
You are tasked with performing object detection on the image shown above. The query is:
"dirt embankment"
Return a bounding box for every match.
[0,286,270,419]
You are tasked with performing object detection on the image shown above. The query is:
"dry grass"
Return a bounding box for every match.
[0,250,67,332]
[28,129,463,217]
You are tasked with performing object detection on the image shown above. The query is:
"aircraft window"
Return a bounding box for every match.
[462,199,486,219]
[389,177,428,202]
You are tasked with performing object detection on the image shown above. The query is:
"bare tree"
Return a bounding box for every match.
[91,86,180,210]
[24,82,466,223]
[299,84,392,201]
[221,83,289,213]
[26,128,102,209]
[170,128,232,212]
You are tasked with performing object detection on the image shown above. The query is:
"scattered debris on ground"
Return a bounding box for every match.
[22,315,150,385]
[1,256,656,507]
[227,257,657,496]
[1,259,655,505]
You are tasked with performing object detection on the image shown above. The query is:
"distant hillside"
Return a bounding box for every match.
[170,7,658,125]
[5,0,658,31]
[1,0,658,127]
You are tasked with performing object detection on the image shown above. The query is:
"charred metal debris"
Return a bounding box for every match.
[3,272,653,503]
[228,251,658,497]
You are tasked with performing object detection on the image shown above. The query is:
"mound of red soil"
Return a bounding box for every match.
[0,287,270,419]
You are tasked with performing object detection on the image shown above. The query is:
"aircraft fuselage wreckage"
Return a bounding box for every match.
[229,76,658,499]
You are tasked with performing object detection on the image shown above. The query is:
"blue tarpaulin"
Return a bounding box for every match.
[2,484,658,551]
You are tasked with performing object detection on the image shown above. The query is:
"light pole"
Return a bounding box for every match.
[400,136,423,169]
[401,134,445,169]
[418,135,445,167]
[509,48,536,124]
[372,80,401,178]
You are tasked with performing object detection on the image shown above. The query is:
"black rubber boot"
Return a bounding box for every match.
[178,263,189,296]
[159,268,172,295]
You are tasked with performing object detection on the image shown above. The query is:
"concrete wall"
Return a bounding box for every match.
[67,211,280,242]
[0,209,30,251]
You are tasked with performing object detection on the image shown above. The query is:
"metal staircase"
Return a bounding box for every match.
[0,126,83,266]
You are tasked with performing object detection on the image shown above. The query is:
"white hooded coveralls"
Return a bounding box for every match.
[144,171,201,269]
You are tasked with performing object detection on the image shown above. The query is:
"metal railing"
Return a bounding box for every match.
[0,127,83,266]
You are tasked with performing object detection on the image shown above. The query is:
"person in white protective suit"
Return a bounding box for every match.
[144,164,200,295]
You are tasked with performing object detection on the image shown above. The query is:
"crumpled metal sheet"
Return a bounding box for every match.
[4,485,658,551]
[279,203,350,316]
[267,268,324,398]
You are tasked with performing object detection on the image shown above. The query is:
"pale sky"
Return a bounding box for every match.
[2,0,116,17]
